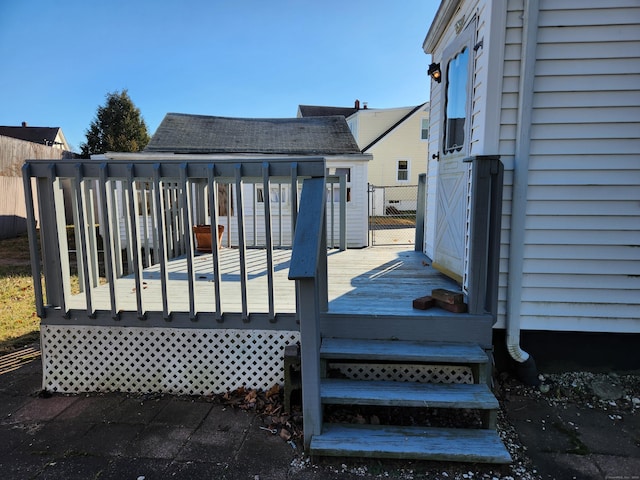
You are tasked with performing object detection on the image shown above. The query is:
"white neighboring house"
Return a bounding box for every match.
[422,0,640,348]
[298,102,429,215]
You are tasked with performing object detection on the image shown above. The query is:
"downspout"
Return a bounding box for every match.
[506,0,540,385]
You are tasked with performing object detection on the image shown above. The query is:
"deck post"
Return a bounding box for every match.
[415,173,426,251]
[465,156,503,316]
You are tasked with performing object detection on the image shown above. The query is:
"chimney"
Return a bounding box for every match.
[363,102,368,110]
[21,121,27,127]
[354,99,360,110]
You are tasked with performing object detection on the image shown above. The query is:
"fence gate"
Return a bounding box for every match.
[368,184,417,246]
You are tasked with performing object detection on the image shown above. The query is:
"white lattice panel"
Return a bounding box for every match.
[41,325,299,395]
[327,363,473,384]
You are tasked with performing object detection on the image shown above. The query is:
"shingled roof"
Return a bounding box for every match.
[145,113,361,155]
[0,125,63,146]
[298,105,359,118]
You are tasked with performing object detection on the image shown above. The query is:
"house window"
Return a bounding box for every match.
[326,167,351,202]
[256,185,287,204]
[443,46,469,153]
[420,118,429,140]
[397,160,409,182]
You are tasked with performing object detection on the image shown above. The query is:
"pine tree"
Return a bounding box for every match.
[81,90,150,157]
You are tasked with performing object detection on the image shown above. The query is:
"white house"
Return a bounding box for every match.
[422,0,640,371]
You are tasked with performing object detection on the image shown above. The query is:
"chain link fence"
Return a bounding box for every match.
[368,184,417,246]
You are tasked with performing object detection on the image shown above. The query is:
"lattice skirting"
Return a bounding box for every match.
[327,363,473,384]
[41,325,300,395]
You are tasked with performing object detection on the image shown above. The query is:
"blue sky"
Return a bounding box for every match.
[0,1,438,152]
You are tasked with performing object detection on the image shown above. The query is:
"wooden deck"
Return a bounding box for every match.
[67,246,461,317]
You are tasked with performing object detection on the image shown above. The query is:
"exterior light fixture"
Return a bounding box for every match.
[428,62,442,83]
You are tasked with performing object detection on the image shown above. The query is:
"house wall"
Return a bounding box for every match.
[365,106,430,188]
[426,0,640,333]
[350,107,416,147]
[502,0,640,333]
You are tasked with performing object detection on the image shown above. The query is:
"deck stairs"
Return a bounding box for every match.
[309,338,511,464]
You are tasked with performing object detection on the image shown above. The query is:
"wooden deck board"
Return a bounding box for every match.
[67,246,461,317]
[321,379,499,409]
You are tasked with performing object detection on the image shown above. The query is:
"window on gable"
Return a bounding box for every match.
[421,118,429,140]
[443,46,469,154]
[397,160,409,181]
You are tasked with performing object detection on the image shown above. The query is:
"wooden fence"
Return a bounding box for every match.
[0,135,73,238]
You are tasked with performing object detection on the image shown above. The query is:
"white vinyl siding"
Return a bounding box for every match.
[495,0,640,332]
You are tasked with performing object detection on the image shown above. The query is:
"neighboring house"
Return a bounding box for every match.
[0,123,73,238]
[422,0,639,371]
[102,113,371,248]
[299,101,429,214]
[0,122,70,150]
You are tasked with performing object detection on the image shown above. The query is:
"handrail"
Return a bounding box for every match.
[288,176,327,448]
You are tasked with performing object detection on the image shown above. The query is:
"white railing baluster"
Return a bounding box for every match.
[46,163,71,315]
[278,183,283,247]
[110,180,123,278]
[84,180,99,287]
[126,164,145,319]
[262,162,275,321]
[121,178,134,274]
[290,162,298,234]
[21,163,45,317]
[141,182,151,268]
[180,163,197,320]
[153,164,171,321]
[207,164,223,322]
[98,164,119,319]
[252,183,258,246]
[339,172,347,251]
[74,163,94,316]
[235,164,249,322]
[164,182,175,259]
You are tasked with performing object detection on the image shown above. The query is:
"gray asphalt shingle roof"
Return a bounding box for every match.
[0,126,62,146]
[145,113,361,155]
[298,105,359,118]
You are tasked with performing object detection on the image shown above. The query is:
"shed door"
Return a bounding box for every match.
[432,25,474,284]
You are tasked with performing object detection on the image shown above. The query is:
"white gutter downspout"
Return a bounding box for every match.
[506,0,539,384]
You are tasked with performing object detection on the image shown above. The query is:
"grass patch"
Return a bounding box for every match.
[0,234,41,353]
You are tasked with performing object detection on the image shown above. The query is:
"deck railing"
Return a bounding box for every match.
[22,156,341,326]
[465,155,504,317]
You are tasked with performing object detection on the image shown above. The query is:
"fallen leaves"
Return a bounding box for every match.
[218,384,303,445]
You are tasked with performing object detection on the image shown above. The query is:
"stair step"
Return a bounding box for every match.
[320,338,488,364]
[320,379,499,409]
[310,423,512,464]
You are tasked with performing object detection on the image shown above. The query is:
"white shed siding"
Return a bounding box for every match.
[510,0,640,332]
